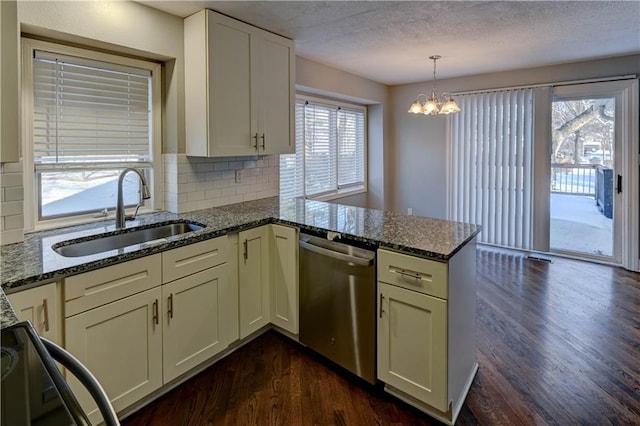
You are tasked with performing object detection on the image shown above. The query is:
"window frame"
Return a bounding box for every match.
[21,38,163,231]
[281,94,368,201]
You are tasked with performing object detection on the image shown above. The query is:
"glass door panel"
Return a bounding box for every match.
[550,97,615,258]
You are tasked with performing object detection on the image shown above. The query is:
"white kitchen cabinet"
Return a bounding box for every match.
[238,226,270,338]
[162,263,228,382]
[184,9,294,157]
[64,254,162,317]
[0,0,19,163]
[65,287,163,425]
[377,239,477,425]
[7,281,60,343]
[7,281,63,420]
[377,282,447,411]
[269,224,298,334]
[62,236,230,422]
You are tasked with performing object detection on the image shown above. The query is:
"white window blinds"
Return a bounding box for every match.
[33,50,152,169]
[337,107,366,188]
[280,97,366,200]
[448,89,534,249]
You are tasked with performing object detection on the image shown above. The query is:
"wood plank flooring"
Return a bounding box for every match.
[123,248,640,425]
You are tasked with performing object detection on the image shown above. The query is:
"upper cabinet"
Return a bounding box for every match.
[184,10,295,157]
[0,0,20,163]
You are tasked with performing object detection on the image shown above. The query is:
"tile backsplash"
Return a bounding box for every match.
[163,154,279,213]
[0,155,279,245]
[0,160,25,245]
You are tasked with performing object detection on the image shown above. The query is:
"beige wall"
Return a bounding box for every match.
[389,54,640,219]
[296,57,391,210]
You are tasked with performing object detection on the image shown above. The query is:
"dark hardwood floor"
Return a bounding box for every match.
[123,248,640,426]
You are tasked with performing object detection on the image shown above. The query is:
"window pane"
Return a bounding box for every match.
[337,108,365,187]
[304,103,337,196]
[279,96,366,200]
[39,169,144,219]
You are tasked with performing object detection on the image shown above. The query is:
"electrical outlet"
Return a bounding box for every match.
[407,208,413,215]
[235,170,242,183]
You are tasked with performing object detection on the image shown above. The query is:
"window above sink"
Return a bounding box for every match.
[21,38,163,232]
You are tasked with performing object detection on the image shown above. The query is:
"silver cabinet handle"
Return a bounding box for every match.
[42,299,50,332]
[260,133,265,149]
[167,294,174,319]
[152,299,159,325]
[393,268,425,280]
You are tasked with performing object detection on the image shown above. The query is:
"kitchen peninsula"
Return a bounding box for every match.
[1,197,480,425]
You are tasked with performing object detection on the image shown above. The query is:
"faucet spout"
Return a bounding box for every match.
[116,168,151,229]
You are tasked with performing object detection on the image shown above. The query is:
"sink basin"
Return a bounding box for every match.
[52,221,205,257]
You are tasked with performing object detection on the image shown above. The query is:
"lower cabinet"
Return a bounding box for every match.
[377,239,477,425]
[7,281,59,343]
[269,224,298,334]
[7,281,64,421]
[65,287,163,425]
[63,236,230,424]
[377,282,447,411]
[238,226,270,338]
[162,263,228,382]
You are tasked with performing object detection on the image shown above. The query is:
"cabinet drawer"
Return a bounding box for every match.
[162,237,228,283]
[377,249,448,299]
[65,255,161,317]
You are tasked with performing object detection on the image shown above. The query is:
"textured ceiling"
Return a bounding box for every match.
[139,1,640,85]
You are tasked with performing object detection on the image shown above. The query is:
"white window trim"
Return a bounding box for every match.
[21,38,163,232]
[295,94,368,201]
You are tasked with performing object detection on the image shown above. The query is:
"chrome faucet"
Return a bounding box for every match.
[115,168,151,229]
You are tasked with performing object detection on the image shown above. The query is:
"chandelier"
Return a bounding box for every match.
[408,55,461,116]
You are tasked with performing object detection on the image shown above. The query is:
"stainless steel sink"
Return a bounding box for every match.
[52,221,205,257]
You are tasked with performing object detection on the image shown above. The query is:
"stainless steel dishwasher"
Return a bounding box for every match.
[299,233,376,384]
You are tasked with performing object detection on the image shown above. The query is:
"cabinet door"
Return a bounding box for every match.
[65,287,162,424]
[1,0,19,163]
[238,226,270,338]
[7,282,59,343]
[7,282,61,420]
[185,10,255,157]
[255,32,294,155]
[162,264,228,383]
[270,224,298,333]
[377,282,448,412]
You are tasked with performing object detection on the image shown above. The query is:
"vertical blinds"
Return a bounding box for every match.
[33,50,152,169]
[448,89,534,249]
[280,98,366,199]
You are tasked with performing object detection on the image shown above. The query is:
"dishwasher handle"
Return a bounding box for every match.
[299,239,373,266]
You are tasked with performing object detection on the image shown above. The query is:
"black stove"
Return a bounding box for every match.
[1,321,90,425]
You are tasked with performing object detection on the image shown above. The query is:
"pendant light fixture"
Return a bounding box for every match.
[408,55,461,116]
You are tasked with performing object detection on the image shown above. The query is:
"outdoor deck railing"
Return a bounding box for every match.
[551,163,597,195]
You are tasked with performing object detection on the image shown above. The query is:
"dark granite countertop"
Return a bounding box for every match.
[1,289,19,327]
[1,197,480,293]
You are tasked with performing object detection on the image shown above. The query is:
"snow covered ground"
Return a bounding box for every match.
[550,193,612,257]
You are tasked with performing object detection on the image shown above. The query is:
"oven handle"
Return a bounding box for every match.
[299,239,373,266]
[41,337,120,426]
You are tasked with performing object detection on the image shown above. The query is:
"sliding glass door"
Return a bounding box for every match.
[549,80,637,266]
